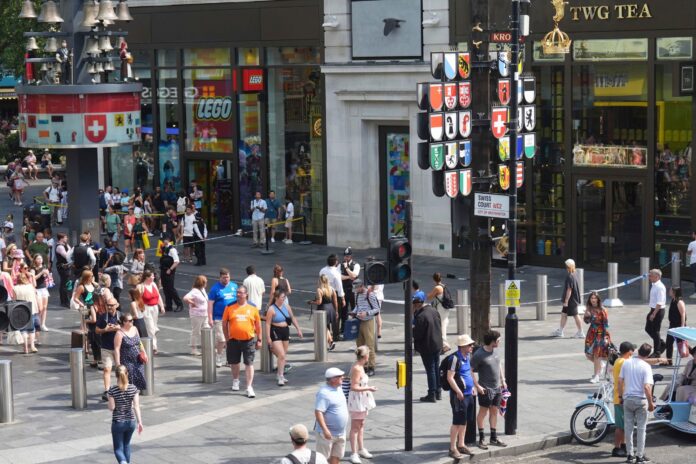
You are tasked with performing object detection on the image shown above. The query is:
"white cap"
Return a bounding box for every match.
[324,367,345,379]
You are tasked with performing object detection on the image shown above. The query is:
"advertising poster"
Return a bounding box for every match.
[386,132,410,236]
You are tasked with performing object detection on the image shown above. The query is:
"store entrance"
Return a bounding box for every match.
[575,178,645,270]
[187,159,236,232]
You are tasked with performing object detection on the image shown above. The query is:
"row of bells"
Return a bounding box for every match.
[37,60,115,73]
[26,36,114,53]
[19,0,133,24]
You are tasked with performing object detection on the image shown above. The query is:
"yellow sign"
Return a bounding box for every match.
[505,280,521,307]
[114,113,125,127]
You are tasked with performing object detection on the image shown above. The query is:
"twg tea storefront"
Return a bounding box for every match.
[107,0,326,239]
[451,0,696,273]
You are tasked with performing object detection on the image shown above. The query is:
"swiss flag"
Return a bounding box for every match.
[84,114,107,143]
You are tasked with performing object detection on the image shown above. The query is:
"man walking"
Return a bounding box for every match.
[412,290,443,402]
[243,265,265,309]
[222,285,261,398]
[159,234,183,312]
[182,204,196,263]
[618,343,656,463]
[320,255,345,340]
[208,268,238,367]
[192,212,207,266]
[351,280,380,376]
[281,424,329,464]
[95,298,120,402]
[646,269,667,356]
[55,232,71,307]
[471,330,507,449]
[265,190,281,243]
[340,248,360,337]
[250,191,267,248]
[315,367,349,464]
[551,258,584,338]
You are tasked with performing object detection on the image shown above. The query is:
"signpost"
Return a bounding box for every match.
[474,193,510,219]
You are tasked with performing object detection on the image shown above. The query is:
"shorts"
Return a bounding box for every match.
[124,234,133,241]
[36,288,49,299]
[102,349,115,369]
[183,235,195,249]
[213,321,225,344]
[270,325,290,342]
[316,434,346,459]
[562,305,579,317]
[285,220,293,230]
[350,410,368,420]
[450,392,475,425]
[478,387,502,408]
[614,404,624,430]
[226,338,256,366]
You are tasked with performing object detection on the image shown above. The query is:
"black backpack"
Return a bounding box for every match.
[72,245,90,270]
[439,352,462,391]
[439,284,455,310]
[285,451,316,464]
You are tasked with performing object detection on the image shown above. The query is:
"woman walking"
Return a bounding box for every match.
[127,249,146,287]
[310,274,337,350]
[265,290,303,386]
[427,272,450,352]
[30,254,50,331]
[348,345,377,464]
[137,270,164,354]
[584,291,612,383]
[73,270,100,367]
[665,287,687,364]
[123,207,137,262]
[127,288,148,338]
[183,275,209,356]
[114,314,147,392]
[270,264,292,305]
[14,273,39,354]
[107,365,143,464]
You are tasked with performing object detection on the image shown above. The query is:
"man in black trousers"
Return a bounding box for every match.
[413,290,443,402]
[159,234,183,312]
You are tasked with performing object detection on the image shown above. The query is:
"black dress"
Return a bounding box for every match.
[119,330,146,391]
[665,298,685,362]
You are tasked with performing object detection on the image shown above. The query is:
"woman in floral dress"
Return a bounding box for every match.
[114,313,147,391]
[584,291,612,384]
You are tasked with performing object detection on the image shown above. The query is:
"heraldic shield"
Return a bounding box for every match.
[499,165,510,190]
[445,170,458,198]
[430,143,444,170]
[459,169,472,196]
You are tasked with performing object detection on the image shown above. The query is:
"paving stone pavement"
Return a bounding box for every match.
[0,182,690,463]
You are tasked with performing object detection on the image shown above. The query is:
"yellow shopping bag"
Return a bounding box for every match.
[142,232,151,250]
[155,239,164,257]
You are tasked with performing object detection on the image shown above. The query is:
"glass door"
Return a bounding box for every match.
[187,159,235,232]
[575,178,644,268]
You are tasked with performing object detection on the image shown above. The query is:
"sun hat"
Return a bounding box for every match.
[456,334,475,346]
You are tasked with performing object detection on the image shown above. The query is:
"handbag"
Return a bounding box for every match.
[155,239,164,257]
[137,342,149,364]
[127,273,141,286]
[45,272,55,289]
[142,232,151,250]
[343,318,360,341]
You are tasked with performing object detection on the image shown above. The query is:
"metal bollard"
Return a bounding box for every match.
[671,251,681,288]
[201,327,216,384]
[70,348,87,410]
[0,360,14,423]
[640,257,650,303]
[576,268,585,315]
[314,310,328,362]
[603,262,623,307]
[536,275,547,321]
[142,338,154,396]
[373,317,379,353]
[260,320,274,373]
[456,289,470,335]
[498,283,506,327]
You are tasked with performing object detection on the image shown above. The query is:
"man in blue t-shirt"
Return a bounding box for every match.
[208,268,238,367]
[314,367,349,464]
[446,334,484,459]
[265,190,281,243]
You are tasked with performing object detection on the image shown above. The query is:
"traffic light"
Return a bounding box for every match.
[365,259,388,285]
[388,236,412,283]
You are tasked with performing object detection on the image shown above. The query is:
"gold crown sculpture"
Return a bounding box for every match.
[542,0,571,54]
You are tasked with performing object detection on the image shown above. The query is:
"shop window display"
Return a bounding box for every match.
[184,48,230,67]
[238,93,263,229]
[157,68,182,193]
[183,68,234,153]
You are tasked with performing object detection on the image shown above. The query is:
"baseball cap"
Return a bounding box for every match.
[344,247,352,256]
[412,291,426,303]
[289,424,309,443]
[324,367,345,379]
[457,334,475,346]
[619,341,636,354]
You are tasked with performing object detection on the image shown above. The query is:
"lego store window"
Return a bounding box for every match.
[183,68,234,153]
[157,68,181,192]
[238,93,263,229]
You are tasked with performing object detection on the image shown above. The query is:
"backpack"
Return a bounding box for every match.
[439,353,462,391]
[285,451,316,464]
[439,284,455,310]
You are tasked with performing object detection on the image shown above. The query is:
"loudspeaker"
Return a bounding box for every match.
[5,300,33,331]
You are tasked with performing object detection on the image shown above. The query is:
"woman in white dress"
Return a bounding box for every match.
[347,345,377,464]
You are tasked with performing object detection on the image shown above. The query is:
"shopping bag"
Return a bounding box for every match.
[142,232,151,250]
[343,318,360,341]
[155,239,164,257]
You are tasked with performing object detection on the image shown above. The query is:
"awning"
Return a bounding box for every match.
[0,88,17,100]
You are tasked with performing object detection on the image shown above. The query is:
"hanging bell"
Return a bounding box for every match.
[98,36,113,52]
[40,63,48,72]
[96,0,119,22]
[18,0,37,19]
[84,37,100,55]
[104,59,115,72]
[81,0,99,28]
[37,1,64,23]
[116,0,134,22]
[87,62,97,74]
[25,37,39,51]
[95,62,105,73]
[44,37,59,53]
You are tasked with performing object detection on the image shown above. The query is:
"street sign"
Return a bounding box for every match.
[490,31,512,42]
[474,193,510,219]
[505,280,521,307]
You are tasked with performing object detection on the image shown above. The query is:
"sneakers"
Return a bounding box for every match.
[283,239,293,244]
[232,379,240,391]
[328,341,336,351]
[284,364,293,374]
[41,325,49,332]
[612,448,628,458]
[277,376,286,387]
[626,456,635,464]
[190,349,201,356]
[358,449,373,459]
[246,386,255,398]
[419,395,436,403]
[573,330,586,339]
[489,438,507,447]
[215,354,223,368]
[350,453,362,464]
[636,456,651,463]
[551,328,564,338]
[477,439,489,450]
[589,375,600,384]
[271,237,275,243]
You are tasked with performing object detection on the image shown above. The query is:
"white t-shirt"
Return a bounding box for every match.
[280,448,329,464]
[649,279,666,309]
[285,202,294,220]
[619,356,654,399]
[243,274,266,309]
[688,240,696,265]
[104,191,113,206]
[168,246,180,264]
[319,265,344,298]
[251,199,267,222]
[183,213,196,236]
[45,185,60,202]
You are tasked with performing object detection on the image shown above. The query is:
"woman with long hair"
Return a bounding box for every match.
[270,264,292,305]
[107,365,143,464]
[128,287,148,338]
[348,345,377,464]
[14,273,39,354]
[584,291,612,383]
[122,206,137,262]
[137,270,164,354]
[30,254,50,331]
[128,248,146,288]
[73,270,100,367]
[310,274,337,350]
[113,314,147,392]
[183,275,209,356]
[426,272,450,352]
[665,286,687,364]
[265,290,303,386]
[2,243,17,274]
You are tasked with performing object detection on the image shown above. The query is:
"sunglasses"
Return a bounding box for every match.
[124,319,133,323]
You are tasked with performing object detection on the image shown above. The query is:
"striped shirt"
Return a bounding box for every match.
[108,384,138,422]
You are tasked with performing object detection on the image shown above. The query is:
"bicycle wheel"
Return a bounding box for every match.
[570,403,612,445]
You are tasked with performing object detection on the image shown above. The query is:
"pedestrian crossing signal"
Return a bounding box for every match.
[388,237,411,283]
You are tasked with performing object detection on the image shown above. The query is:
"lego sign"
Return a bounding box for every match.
[242,69,264,92]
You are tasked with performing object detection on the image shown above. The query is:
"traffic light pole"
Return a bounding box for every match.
[505,0,521,436]
[404,200,413,451]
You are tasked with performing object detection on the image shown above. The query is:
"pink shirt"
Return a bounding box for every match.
[184,288,208,317]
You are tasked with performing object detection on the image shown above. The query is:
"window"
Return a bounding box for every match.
[183,68,234,153]
[157,68,181,192]
[238,93,263,228]
[183,48,231,67]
